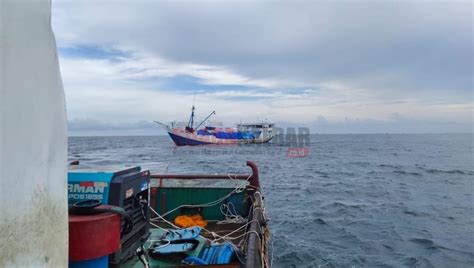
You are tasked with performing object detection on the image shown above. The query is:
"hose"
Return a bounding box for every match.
[69,199,134,235]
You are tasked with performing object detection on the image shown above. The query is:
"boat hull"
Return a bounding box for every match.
[167,130,272,146]
[168,132,215,146]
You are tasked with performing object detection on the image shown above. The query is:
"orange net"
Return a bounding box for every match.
[174,214,208,228]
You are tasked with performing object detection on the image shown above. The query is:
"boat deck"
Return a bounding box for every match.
[200,221,247,246]
[122,221,248,267]
[121,161,269,267]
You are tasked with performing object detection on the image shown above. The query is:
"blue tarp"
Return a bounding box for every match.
[197,129,261,139]
[197,129,212,135]
[242,131,260,139]
[215,132,244,139]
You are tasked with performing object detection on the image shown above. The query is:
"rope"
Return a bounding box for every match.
[146,173,272,266]
[217,202,246,224]
[270,230,275,267]
[210,220,258,242]
[150,173,252,221]
[149,205,179,229]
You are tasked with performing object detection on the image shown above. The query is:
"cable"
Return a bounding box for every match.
[218,202,246,224]
[136,246,149,268]
[210,220,257,242]
[150,173,252,220]
[154,188,236,219]
[148,238,171,250]
[149,221,171,232]
[149,205,179,229]
[69,199,134,235]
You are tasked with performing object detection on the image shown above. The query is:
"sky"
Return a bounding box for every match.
[52,0,473,136]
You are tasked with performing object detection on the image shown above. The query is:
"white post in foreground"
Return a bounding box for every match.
[0,0,68,266]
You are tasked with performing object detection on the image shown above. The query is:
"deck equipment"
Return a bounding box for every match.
[69,206,121,268]
[68,166,151,265]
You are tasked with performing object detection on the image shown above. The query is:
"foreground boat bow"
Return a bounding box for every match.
[123,161,271,267]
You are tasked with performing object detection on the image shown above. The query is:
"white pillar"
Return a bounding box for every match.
[0,0,68,266]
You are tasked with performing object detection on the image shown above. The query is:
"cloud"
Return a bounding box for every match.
[52,0,473,135]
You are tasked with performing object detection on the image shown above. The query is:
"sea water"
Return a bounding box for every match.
[69,134,473,267]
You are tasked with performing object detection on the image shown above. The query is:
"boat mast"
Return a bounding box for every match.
[187,94,196,132]
[188,104,195,129]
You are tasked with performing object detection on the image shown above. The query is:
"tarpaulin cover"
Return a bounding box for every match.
[197,129,212,135]
[214,132,244,139]
[242,132,259,139]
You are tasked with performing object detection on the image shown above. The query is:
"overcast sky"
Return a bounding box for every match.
[52,0,472,135]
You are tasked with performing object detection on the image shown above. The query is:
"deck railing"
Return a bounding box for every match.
[150,161,260,188]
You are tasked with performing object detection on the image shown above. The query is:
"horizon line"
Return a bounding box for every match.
[68,132,473,138]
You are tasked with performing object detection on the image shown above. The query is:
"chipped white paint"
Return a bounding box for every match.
[0,0,68,266]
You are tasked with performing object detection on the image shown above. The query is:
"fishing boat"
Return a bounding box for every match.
[155,104,275,146]
[119,161,271,267]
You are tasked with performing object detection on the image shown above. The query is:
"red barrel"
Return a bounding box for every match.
[69,206,121,261]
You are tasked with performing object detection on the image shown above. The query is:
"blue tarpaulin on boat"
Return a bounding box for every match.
[197,130,212,135]
[197,130,260,139]
[215,132,244,139]
[214,131,261,139]
[242,132,260,139]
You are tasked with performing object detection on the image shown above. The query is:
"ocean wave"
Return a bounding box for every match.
[321,201,368,212]
[424,168,474,176]
[379,164,402,169]
[403,210,430,217]
[393,170,423,176]
[402,256,434,267]
[409,238,440,251]
[350,161,371,167]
